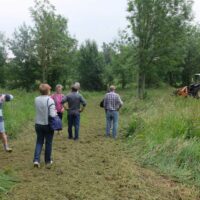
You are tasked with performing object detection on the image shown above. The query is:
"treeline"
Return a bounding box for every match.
[0,0,200,96]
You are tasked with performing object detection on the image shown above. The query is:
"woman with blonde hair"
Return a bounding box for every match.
[51,84,64,121]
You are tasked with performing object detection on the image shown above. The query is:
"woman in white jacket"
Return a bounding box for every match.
[33,84,57,168]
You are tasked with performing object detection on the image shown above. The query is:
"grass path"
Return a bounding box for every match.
[1,95,200,200]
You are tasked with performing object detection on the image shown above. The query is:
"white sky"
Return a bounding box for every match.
[0,0,200,46]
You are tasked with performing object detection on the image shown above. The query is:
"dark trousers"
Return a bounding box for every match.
[57,112,63,120]
[33,124,54,163]
[68,113,80,139]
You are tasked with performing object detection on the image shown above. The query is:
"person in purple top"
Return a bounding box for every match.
[51,84,64,120]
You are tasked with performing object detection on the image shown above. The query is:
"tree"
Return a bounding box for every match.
[0,33,7,87]
[127,0,193,98]
[77,40,104,90]
[181,25,200,86]
[30,0,77,85]
[102,43,115,86]
[111,32,135,89]
[9,24,40,91]
[102,30,136,89]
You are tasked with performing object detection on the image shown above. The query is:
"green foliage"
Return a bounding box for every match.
[181,25,200,86]
[127,0,193,98]
[102,32,136,89]
[0,0,200,94]
[6,0,77,91]
[0,33,7,87]
[102,43,115,86]
[0,171,16,197]
[30,0,77,86]
[111,37,135,89]
[0,0,199,93]
[125,114,143,138]
[8,24,40,91]
[124,88,200,185]
[77,40,104,91]
[0,89,36,138]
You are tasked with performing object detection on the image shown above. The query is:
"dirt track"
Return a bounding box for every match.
[1,96,200,200]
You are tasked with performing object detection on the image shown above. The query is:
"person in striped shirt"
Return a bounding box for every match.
[0,94,14,152]
[103,85,123,139]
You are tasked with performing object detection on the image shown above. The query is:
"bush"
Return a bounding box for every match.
[125,114,144,138]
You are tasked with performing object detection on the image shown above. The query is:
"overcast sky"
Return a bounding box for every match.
[0,0,200,46]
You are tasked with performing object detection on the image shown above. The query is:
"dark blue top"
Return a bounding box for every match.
[62,92,86,114]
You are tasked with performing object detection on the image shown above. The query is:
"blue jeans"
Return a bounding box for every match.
[106,110,119,138]
[68,113,80,139]
[33,124,54,163]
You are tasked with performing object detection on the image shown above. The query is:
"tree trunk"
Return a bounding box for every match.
[42,58,47,83]
[42,66,46,83]
[137,71,145,99]
[168,72,175,87]
[121,73,126,89]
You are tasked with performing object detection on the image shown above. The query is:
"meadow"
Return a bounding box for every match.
[1,88,200,198]
[122,88,200,186]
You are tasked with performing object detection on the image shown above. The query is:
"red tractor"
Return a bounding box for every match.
[174,74,200,98]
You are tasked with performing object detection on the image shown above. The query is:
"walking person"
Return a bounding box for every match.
[62,85,86,140]
[51,84,64,133]
[104,85,123,139]
[0,94,14,152]
[33,84,57,168]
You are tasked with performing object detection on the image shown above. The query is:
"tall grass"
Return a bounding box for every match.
[1,90,36,138]
[122,88,200,186]
[0,171,17,197]
[0,89,36,195]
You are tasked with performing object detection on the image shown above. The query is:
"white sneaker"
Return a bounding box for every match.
[46,160,53,169]
[5,147,12,153]
[33,161,40,168]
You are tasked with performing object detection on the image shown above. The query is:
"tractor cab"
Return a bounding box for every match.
[192,74,200,84]
[174,73,200,98]
[189,74,200,98]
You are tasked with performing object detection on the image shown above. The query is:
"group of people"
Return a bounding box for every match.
[33,83,86,168]
[0,82,123,169]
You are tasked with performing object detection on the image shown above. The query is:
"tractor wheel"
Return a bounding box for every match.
[196,89,200,99]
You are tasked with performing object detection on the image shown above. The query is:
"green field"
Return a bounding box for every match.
[1,88,200,199]
[122,88,200,186]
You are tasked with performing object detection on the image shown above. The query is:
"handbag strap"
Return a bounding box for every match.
[47,98,55,117]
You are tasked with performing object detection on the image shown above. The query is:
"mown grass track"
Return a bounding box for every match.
[0,95,200,200]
